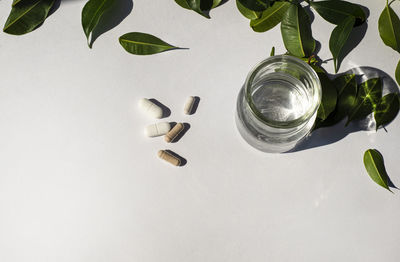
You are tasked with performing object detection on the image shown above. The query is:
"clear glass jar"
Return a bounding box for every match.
[235,55,322,153]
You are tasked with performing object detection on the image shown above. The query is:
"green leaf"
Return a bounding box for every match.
[346,78,382,126]
[119,32,183,55]
[12,0,24,6]
[281,3,315,58]
[310,0,366,26]
[176,0,220,13]
[237,0,269,12]
[317,72,337,120]
[374,93,400,130]
[184,0,213,18]
[270,46,275,56]
[334,74,358,121]
[363,149,392,192]
[236,0,261,20]
[3,0,55,35]
[396,59,400,86]
[175,0,191,9]
[211,0,222,8]
[81,0,115,48]
[379,3,400,53]
[250,1,290,32]
[329,16,356,73]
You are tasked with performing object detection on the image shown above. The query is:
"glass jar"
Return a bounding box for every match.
[235,55,322,153]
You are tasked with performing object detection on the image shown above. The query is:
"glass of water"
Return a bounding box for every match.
[235,55,322,153]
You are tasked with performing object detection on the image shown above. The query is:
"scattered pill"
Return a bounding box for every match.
[158,150,181,166]
[138,98,163,119]
[144,122,171,137]
[165,123,184,143]
[184,96,195,115]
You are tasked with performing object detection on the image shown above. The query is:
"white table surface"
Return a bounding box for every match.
[1,0,400,261]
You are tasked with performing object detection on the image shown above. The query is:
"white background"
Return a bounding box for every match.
[1,0,400,261]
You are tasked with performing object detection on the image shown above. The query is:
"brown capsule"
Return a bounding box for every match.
[164,123,184,143]
[158,150,181,166]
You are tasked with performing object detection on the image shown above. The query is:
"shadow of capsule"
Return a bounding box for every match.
[165,150,187,167]
[186,96,201,115]
[149,98,171,118]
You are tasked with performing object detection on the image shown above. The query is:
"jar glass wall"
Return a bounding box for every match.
[235,55,322,153]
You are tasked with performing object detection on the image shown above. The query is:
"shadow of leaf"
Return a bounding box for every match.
[289,66,399,153]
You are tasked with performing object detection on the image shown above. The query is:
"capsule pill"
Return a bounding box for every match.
[184,96,195,115]
[138,98,163,119]
[144,122,171,137]
[164,123,184,143]
[158,150,181,166]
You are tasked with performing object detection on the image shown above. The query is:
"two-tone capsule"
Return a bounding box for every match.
[138,98,163,119]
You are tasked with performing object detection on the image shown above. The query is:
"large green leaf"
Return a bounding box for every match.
[250,1,290,32]
[310,0,366,26]
[329,16,356,73]
[316,72,337,120]
[378,3,400,53]
[281,3,315,58]
[363,149,392,192]
[374,93,400,130]
[119,32,182,55]
[346,78,382,126]
[396,59,400,86]
[236,0,261,20]
[82,0,115,48]
[237,0,269,12]
[3,0,55,35]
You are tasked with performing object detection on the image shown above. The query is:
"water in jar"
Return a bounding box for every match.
[251,72,312,122]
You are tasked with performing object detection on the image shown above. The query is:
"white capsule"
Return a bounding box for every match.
[138,98,163,119]
[144,122,171,137]
[184,96,195,115]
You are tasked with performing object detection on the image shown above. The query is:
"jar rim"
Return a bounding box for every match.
[244,55,322,128]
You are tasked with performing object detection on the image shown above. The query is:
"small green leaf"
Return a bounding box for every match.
[374,93,400,130]
[82,0,115,48]
[236,0,261,20]
[3,0,55,35]
[317,72,337,120]
[238,0,269,12]
[119,32,183,55]
[281,3,315,58]
[363,149,392,192]
[329,16,355,73]
[310,0,366,26]
[396,59,400,86]
[270,46,275,56]
[346,78,382,126]
[250,1,290,32]
[378,3,400,53]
